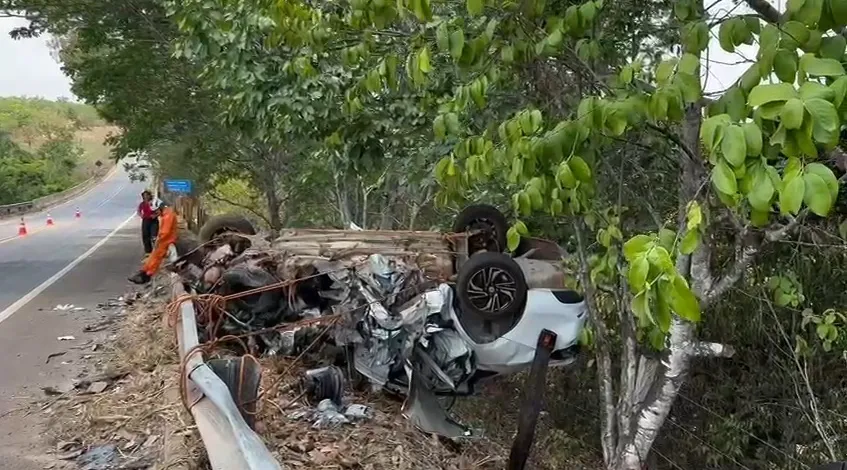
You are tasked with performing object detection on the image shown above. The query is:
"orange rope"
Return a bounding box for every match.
[168,254,443,414]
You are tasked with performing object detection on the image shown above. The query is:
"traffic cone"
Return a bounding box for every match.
[75,207,81,218]
[17,218,27,236]
[46,213,54,226]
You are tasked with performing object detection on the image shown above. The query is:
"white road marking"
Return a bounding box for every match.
[0,212,137,325]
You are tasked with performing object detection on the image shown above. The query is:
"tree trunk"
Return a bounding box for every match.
[265,187,282,236]
[378,174,397,230]
[617,91,708,470]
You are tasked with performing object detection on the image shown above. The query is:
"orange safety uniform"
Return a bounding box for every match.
[142,206,178,276]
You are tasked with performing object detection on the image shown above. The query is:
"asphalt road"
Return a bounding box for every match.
[0,167,151,469]
[0,167,150,314]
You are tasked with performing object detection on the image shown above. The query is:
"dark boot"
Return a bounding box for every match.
[128,271,151,285]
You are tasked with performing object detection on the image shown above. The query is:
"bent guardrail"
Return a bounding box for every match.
[0,166,113,219]
[167,245,283,470]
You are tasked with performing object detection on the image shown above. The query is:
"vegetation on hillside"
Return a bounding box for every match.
[6,0,847,468]
[0,96,110,205]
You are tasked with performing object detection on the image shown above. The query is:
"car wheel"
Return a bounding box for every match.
[453,204,508,254]
[198,213,257,242]
[456,252,528,320]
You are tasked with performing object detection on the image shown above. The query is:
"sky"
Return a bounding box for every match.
[0,1,779,102]
[0,17,74,100]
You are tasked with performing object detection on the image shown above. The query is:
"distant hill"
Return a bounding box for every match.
[0,97,117,205]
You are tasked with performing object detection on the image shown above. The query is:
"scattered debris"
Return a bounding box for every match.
[77,444,118,470]
[57,448,84,460]
[45,352,66,364]
[53,304,85,311]
[86,381,109,394]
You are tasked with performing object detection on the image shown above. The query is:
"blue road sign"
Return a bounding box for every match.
[164,179,193,194]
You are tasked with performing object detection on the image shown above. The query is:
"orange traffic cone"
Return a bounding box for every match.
[46,213,54,226]
[75,207,81,218]
[18,218,27,236]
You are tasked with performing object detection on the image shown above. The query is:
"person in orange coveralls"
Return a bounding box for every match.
[128,198,178,284]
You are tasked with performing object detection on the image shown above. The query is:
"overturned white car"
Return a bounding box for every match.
[172,205,588,436]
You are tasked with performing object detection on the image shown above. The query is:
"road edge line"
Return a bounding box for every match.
[0,212,136,325]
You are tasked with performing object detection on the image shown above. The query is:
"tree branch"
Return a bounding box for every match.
[744,0,783,23]
[572,220,617,464]
[205,190,272,227]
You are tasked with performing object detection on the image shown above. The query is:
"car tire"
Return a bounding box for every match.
[198,213,257,242]
[456,252,528,320]
[453,204,509,253]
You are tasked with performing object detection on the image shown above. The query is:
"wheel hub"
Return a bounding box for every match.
[466,267,517,314]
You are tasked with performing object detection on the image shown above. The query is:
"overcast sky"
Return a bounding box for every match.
[0,18,74,100]
[0,1,780,102]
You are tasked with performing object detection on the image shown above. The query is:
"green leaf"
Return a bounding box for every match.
[623,235,654,261]
[721,125,747,167]
[679,53,699,75]
[418,46,432,73]
[658,228,676,251]
[724,87,747,121]
[556,161,577,188]
[780,173,805,215]
[760,24,781,54]
[514,220,529,236]
[569,155,592,182]
[713,160,738,195]
[686,201,703,230]
[628,257,650,291]
[719,20,736,52]
[620,65,634,84]
[773,49,799,83]
[804,97,840,145]
[742,122,763,156]
[748,169,775,211]
[506,225,521,251]
[805,162,840,200]
[830,76,847,108]
[680,229,700,255]
[781,21,810,49]
[656,59,677,86]
[670,275,701,322]
[436,22,450,52]
[648,247,675,273]
[631,292,649,323]
[445,112,460,135]
[655,286,672,333]
[801,54,846,76]
[839,219,847,240]
[579,1,597,24]
[834,0,847,26]
[799,82,836,101]
[748,83,798,107]
[803,172,834,216]
[789,0,807,13]
[433,115,446,140]
[700,114,731,153]
[781,98,805,129]
[820,35,847,61]
[467,0,484,16]
[449,29,465,61]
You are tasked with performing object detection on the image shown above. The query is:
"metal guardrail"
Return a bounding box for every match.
[0,167,112,219]
[167,245,283,470]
